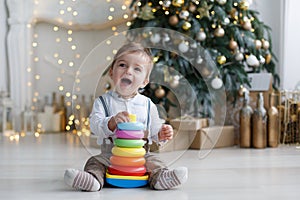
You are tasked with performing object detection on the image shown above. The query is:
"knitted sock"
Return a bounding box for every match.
[153,167,188,190]
[64,168,101,192]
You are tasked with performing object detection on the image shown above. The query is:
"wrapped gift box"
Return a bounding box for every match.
[189,126,235,149]
[151,118,209,152]
[150,129,191,153]
[169,117,208,130]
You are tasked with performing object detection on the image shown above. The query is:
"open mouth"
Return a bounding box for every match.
[120,78,132,85]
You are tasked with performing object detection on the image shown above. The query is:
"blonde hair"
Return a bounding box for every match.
[110,42,153,79]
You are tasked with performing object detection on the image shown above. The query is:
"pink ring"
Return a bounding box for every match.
[115,130,144,139]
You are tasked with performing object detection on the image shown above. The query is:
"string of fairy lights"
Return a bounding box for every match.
[8,0,131,142]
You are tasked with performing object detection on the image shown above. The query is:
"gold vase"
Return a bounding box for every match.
[58,95,67,131]
[240,92,253,148]
[267,91,279,147]
[252,92,267,148]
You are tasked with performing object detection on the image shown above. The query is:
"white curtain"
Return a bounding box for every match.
[0,0,8,93]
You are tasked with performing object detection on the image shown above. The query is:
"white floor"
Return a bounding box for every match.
[1,133,300,200]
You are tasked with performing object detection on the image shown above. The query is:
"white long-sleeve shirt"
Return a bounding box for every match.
[89,91,164,145]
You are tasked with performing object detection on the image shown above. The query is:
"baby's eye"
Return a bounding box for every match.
[119,63,126,68]
[134,67,142,72]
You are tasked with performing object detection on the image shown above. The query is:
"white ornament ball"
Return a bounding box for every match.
[223,17,230,25]
[259,55,266,64]
[216,0,227,5]
[170,75,180,88]
[196,31,206,41]
[150,33,161,44]
[162,33,170,42]
[179,10,190,19]
[178,41,189,53]
[162,0,171,7]
[235,52,244,61]
[196,56,203,64]
[190,42,197,49]
[211,77,223,89]
[246,54,259,67]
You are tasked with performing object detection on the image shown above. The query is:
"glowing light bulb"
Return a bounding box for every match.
[53,26,59,31]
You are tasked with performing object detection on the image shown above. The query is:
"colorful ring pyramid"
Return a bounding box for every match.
[105,114,149,188]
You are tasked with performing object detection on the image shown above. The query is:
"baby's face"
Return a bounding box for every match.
[110,51,150,98]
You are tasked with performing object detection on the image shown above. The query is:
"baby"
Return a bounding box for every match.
[64,42,188,191]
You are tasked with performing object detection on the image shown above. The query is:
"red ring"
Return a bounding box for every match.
[108,165,147,176]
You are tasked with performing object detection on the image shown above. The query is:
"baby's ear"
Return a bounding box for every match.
[109,67,113,78]
[140,79,149,88]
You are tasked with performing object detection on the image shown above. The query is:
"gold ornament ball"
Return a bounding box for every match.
[182,21,192,31]
[229,8,237,19]
[229,39,238,50]
[169,15,179,26]
[189,4,197,13]
[265,54,272,64]
[155,87,166,98]
[239,0,249,10]
[217,55,227,65]
[262,40,270,50]
[238,86,248,97]
[214,27,225,37]
[255,40,262,49]
[200,67,212,78]
[172,0,184,7]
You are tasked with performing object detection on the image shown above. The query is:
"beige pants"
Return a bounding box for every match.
[84,138,167,189]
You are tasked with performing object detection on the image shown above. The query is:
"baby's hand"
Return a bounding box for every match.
[113,111,130,124]
[159,124,174,141]
[108,111,130,131]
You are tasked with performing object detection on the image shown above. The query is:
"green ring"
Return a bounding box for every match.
[114,138,145,148]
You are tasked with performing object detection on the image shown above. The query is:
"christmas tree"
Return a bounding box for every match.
[127,0,279,119]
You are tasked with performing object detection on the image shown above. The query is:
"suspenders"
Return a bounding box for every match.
[99,96,109,117]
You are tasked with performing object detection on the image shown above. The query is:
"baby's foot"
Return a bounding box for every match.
[64,168,100,192]
[153,167,188,190]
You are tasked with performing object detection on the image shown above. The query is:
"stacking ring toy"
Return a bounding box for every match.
[110,156,146,167]
[114,138,145,148]
[115,130,144,139]
[117,122,144,131]
[106,172,148,188]
[108,165,147,176]
[112,146,146,157]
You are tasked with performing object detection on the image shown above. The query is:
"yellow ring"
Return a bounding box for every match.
[112,146,146,157]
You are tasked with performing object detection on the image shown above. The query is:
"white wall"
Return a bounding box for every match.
[250,0,282,89]
[281,0,300,90]
[0,0,8,93]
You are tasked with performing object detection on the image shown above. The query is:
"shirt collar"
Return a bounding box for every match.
[109,90,139,102]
